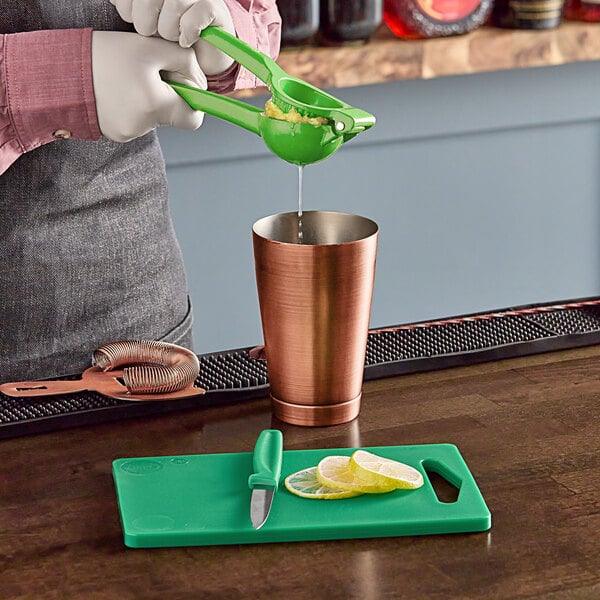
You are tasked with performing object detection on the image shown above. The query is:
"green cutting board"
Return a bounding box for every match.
[112,443,491,548]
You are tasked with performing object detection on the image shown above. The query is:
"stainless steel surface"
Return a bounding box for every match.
[253,210,378,245]
[250,488,274,530]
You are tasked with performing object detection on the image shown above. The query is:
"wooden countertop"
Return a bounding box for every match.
[1,346,599,598]
[238,22,600,96]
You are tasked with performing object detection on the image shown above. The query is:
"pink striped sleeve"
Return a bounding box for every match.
[0,28,101,176]
[208,0,281,93]
[0,37,22,173]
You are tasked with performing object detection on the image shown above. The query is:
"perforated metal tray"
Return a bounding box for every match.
[2,297,600,439]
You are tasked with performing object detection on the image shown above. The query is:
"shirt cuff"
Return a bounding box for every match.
[1,28,100,172]
[208,0,281,93]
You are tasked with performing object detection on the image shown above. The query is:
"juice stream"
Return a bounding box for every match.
[298,165,304,243]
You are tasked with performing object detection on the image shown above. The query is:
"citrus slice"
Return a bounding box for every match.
[349,450,424,490]
[316,455,396,494]
[284,467,361,500]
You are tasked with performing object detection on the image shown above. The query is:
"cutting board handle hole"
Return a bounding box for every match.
[423,461,461,504]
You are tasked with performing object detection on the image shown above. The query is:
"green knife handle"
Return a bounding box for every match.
[200,26,286,87]
[248,429,283,491]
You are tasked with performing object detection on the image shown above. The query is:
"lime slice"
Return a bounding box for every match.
[284,467,361,500]
[316,455,396,494]
[349,450,424,490]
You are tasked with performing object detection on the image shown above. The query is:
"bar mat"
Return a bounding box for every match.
[2,297,600,438]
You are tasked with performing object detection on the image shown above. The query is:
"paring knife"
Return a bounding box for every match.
[248,429,283,530]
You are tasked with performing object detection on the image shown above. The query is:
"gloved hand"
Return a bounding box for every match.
[109,0,236,76]
[91,31,207,142]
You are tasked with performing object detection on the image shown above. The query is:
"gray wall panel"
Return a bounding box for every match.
[160,61,600,354]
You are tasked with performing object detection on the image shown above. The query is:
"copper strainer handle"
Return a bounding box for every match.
[92,340,200,394]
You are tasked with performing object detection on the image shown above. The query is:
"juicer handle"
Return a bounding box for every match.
[168,81,262,135]
[330,108,377,137]
[200,26,286,87]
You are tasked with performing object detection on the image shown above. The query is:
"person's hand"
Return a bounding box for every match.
[91,31,207,142]
[109,0,236,76]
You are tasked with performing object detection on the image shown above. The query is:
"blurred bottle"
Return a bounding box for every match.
[491,0,564,29]
[320,0,383,44]
[563,0,600,21]
[279,0,320,47]
[383,0,493,39]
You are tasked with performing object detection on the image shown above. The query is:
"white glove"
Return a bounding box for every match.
[110,0,236,76]
[91,31,207,142]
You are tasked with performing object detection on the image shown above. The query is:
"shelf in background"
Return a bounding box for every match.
[236,22,600,96]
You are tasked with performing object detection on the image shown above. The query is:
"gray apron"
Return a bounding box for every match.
[0,1,194,382]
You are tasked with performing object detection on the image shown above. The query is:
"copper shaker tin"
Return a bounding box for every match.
[253,211,378,426]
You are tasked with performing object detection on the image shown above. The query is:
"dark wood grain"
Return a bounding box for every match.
[1,347,599,599]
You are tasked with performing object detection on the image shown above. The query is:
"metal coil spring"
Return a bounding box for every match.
[92,340,200,394]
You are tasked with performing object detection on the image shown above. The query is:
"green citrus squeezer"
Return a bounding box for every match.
[167,26,375,165]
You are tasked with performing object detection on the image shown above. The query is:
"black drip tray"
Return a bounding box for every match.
[2,297,600,438]
[524,305,600,335]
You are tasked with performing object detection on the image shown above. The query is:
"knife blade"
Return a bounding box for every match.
[248,429,283,530]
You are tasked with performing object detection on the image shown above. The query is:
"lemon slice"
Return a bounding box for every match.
[316,455,396,494]
[349,450,424,490]
[284,467,361,500]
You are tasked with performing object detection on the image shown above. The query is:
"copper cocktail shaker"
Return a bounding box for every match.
[253,211,378,426]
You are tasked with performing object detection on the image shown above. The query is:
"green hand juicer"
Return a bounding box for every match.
[168,27,375,166]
